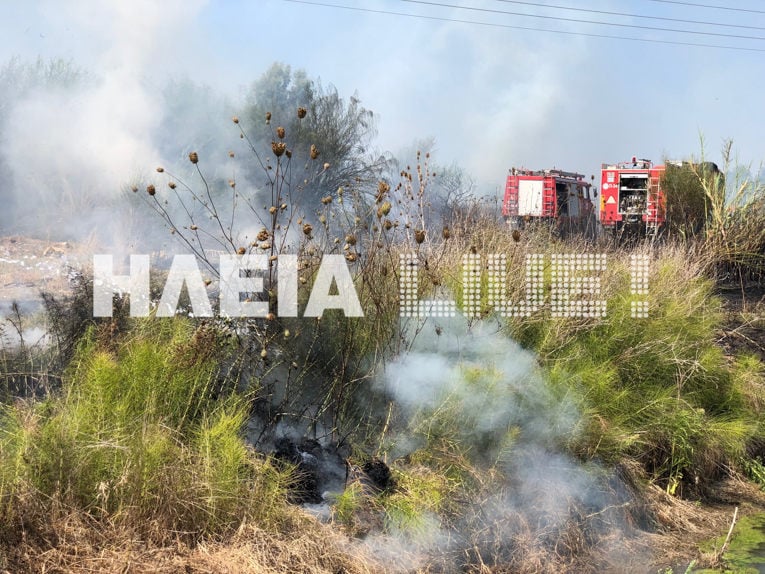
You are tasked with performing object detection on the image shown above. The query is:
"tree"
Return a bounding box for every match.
[243,63,390,218]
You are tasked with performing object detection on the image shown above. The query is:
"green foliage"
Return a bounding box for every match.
[381,466,445,537]
[332,480,364,527]
[0,318,289,536]
[0,404,35,518]
[510,246,763,493]
[743,457,765,488]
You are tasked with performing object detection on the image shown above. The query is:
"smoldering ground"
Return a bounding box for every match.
[367,317,649,572]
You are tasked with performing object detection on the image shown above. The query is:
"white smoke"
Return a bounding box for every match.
[375,317,637,570]
[382,317,580,459]
[1,0,207,249]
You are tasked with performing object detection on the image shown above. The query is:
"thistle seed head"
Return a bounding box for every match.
[271,141,286,157]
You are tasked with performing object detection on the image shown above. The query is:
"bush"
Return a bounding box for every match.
[0,317,291,539]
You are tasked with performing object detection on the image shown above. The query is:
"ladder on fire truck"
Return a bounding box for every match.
[543,178,555,217]
[543,169,585,180]
[646,172,662,238]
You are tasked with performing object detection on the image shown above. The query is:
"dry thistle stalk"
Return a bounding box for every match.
[257,228,270,242]
[237,247,246,255]
[297,106,307,119]
[156,166,164,173]
[303,223,313,236]
[168,181,177,189]
[276,126,285,139]
[146,184,156,196]
[376,181,390,203]
[415,229,426,244]
[310,144,320,160]
[232,115,239,124]
[265,111,272,124]
[189,151,199,164]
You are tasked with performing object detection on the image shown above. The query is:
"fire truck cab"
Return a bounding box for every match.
[502,168,597,236]
[600,158,666,235]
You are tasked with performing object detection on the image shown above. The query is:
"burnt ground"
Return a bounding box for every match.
[717,282,765,362]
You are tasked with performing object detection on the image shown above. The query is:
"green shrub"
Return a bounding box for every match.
[0,317,290,537]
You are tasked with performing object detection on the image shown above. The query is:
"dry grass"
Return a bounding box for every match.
[2,505,385,574]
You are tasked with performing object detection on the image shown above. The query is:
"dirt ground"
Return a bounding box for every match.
[0,235,92,309]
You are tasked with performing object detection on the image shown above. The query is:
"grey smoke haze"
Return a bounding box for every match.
[2,1,762,251]
[0,1,210,250]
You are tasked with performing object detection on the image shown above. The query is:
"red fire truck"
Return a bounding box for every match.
[502,168,597,236]
[600,158,666,235]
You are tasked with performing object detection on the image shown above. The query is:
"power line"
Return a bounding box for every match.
[279,0,765,52]
[491,0,765,31]
[641,0,765,15]
[398,0,765,41]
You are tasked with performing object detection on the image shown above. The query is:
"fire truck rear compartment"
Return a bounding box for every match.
[619,175,648,221]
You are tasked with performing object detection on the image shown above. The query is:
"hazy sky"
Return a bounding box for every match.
[2,0,764,201]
